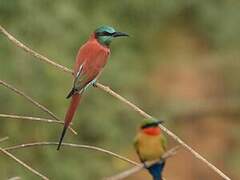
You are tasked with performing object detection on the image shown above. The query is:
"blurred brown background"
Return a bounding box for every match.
[0,1,239,179]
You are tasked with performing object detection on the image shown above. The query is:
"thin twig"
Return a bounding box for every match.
[4,142,138,166]
[105,166,142,180]
[105,146,180,180]
[95,84,232,180]
[0,113,64,124]
[0,24,231,180]
[0,80,77,135]
[0,25,72,74]
[162,146,180,159]
[95,83,152,119]
[0,136,9,143]
[0,147,48,180]
[8,177,21,180]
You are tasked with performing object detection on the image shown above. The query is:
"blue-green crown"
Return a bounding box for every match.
[95,26,116,35]
[95,25,128,46]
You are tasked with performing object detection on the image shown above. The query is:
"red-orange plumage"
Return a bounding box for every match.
[66,33,110,124]
[64,94,81,127]
[74,33,110,83]
[57,33,110,150]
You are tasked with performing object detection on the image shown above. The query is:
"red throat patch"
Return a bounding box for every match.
[142,127,161,136]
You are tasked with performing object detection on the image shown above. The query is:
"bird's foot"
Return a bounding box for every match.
[143,162,148,168]
[92,80,98,87]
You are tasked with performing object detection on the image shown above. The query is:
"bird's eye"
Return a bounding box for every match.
[96,31,113,36]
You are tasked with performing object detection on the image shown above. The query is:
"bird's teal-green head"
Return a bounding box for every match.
[95,25,129,46]
[141,118,164,129]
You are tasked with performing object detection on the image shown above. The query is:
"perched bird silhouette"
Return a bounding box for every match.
[134,118,167,180]
[57,26,128,150]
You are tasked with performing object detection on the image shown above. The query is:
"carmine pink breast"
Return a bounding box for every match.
[73,34,110,78]
[72,36,110,88]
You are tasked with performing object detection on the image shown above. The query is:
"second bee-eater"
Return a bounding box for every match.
[57,25,128,150]
[134,118,167,180]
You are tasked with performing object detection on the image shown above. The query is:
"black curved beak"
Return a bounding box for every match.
[113,32,129,37]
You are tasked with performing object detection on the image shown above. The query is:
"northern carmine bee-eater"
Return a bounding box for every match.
[57,26,128,150]
[134,118,167,180]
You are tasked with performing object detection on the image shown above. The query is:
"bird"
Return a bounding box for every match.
[134,118,167,180]
[57,25,128,150]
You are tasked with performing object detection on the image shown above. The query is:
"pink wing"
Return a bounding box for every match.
[73,39,110,90]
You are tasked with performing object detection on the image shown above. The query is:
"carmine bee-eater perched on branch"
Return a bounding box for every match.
[57,26,128,150]
[134,118,167,180]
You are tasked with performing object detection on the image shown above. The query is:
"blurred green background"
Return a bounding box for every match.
[0,0,240,179]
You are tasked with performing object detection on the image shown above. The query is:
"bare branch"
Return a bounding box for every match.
[95,83,152,118]
[162,146,181,159]
[0,80,77,135]
[0,25,72,74]
[0,136,9,143]
[95,84,232,180]
[0,147,49,180]
[0,24,231,180]
[0,113,63,124]
[105,146,180,180]
[4,142,138,166]
[105,166,142,180]
[7,177,21,180]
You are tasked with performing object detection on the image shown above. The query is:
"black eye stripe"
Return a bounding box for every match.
[96,31,114,36]
[141,122,159,129]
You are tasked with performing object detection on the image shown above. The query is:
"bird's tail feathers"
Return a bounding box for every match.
[57,93,82,150]
[147,160,165,180]
[57,124,68,150]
